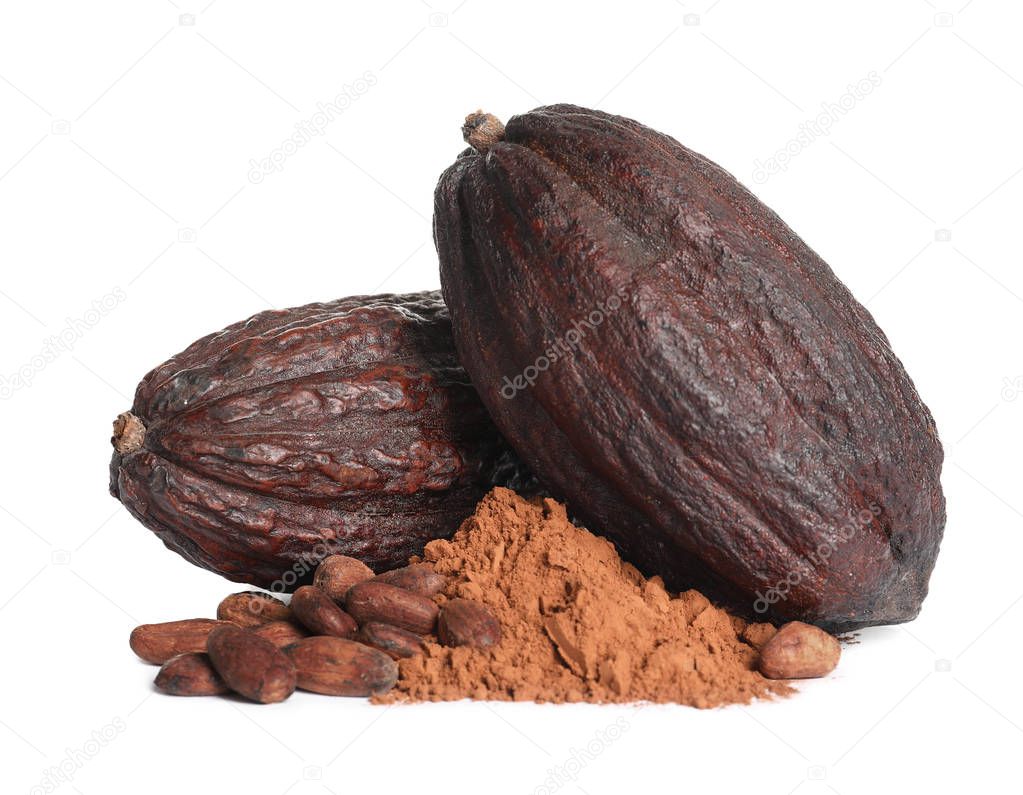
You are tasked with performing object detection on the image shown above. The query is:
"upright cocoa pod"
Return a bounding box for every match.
[435,106,945,630]
[109,292,532,589]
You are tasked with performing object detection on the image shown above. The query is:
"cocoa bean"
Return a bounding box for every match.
[374,563,447,597]
[290,585,358,638]
[758,621,841,679]
[344,581,438,635]
[130,619,232,665]
[284,637,398,696]
[206,624,296,703]
[253,620,309,648]
[154,653,229,696]
[217,591,291,628]
[313,555,375,604]
[437,599,501,649]
[356,622,427,660]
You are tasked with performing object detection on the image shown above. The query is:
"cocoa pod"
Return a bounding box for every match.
[253,620,309,648]
[130,619,231,665]
[154,652,229,696]
[435,106,945,631]
[284,637,398,696]
[290,585,358,638]
[437,599,501,648]
[313,555,375,604]
[374,563,447,597]
[356,622,427,659]
[217,591,291,628]
[206,624,296,703]
[109,292,534,590]
[344,581,438,635]
[758,621,841,680]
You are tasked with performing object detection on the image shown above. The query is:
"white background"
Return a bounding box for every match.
[1,1,1020,793]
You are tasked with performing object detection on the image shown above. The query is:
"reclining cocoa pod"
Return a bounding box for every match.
[110,291,531,589]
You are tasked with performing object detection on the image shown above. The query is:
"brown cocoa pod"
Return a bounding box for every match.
[437,599,502,648]
[217,591,291,628]
[758,622,841,679]
[356,622,427,659]
[374,563,447,597]
[434,106,945,631]
[252,620,309,648]
[313,555,375,604]
[154,652,229,696]
[344,581,439,635]
[130,619,232,665]
[206,624,296,703]
[109,292,534,591]
[290,585,358,638]
[284,637,398,696]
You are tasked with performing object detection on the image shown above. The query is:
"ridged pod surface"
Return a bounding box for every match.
[435,105,945,630]
[110,291,530,589]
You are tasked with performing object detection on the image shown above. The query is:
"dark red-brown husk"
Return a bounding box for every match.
[434,105,945,631]
[110,291,532,589]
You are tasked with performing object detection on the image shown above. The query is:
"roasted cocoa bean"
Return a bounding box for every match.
[344,581,438,635]
[154,653,229,696]
[290,585,358,638]
[130,619,232,665]
[437,599,502,649]
[356,622,427,659]
[206,624,297,703]
[373,563,447,597]
[758,621,841,679]
[284,637,398,696]
[252,620,309,648]
[216,591,291,628]
[313,555,375,604]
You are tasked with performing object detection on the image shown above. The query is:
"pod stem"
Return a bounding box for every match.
[112,411,146,454]
[462,111,505,153]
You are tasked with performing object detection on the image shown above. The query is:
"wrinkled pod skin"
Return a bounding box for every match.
[435,105,945,631]
[110,291,532,589]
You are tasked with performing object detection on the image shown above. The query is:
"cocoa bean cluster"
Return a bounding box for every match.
[129,556,501,703]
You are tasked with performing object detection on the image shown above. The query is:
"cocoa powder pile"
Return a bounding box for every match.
[380,488,791,706]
